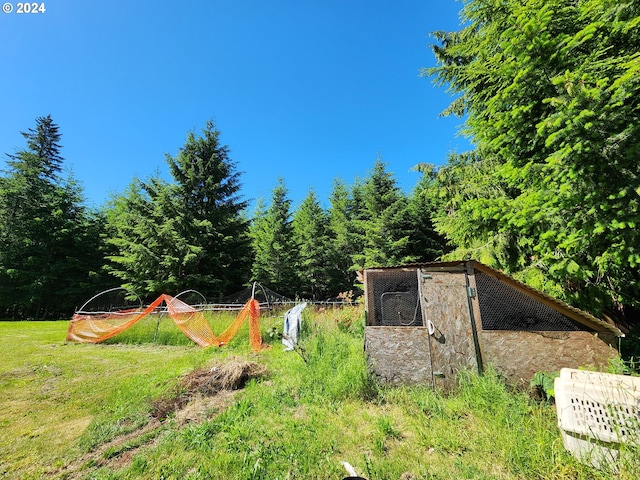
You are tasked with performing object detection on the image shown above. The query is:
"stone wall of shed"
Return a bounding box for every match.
[479,330,618,386]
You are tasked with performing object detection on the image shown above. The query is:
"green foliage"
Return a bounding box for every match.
[291,189,332,300]
[105,121,251,299]
[620,326,640,372]
[325,178,357,293]
[0,115,111,318]
[398,164,450,263]
[351,158,413,269]
[246,158,446,299]
[249,178,298,297]
[425,0,640,320]
[530,371,559,401]
[163,122,252,294]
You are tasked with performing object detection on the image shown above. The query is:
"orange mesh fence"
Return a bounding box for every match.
[163,295,219,347]
[66,295,265,351]
[248,299,264,352]
[217,299,264,352]
[66,295,165,344]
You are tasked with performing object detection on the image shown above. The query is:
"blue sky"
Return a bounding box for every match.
[1,0,470,210]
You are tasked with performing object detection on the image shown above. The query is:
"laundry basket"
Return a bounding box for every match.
[554,368,640,468]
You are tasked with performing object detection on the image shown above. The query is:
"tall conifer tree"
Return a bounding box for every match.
[0,116,104,318]
[292,189,331,299]
[106,121,251,298]
[351,158,411,269]
[326,178,357,294]
[427,0,640,317]
[249,179,297,297]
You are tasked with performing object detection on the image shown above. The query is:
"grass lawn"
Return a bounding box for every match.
[0,307,636,479]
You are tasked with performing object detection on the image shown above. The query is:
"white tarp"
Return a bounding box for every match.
[282,303,307,350]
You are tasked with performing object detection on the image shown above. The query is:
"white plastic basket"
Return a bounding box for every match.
[559,368,640,390]
[554,368,640,468]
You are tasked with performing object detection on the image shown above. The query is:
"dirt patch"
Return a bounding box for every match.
[54,357,267,479]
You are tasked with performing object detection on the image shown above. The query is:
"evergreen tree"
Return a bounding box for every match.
[325,178,357,294]
[105,177,176,296]
[12,114,64,180]
[249,179,298,297]
[292,189,331,299]
[248,197,271,287]
[105,121,251,299]
[351,158,412,269]
[164,121,252,295]
[0,116,107,318]
[397,163,450,263]
[426,0,640,318]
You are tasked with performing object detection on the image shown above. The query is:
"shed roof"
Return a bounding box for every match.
[365,260,623,337]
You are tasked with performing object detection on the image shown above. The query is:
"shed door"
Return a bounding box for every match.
[419,269,479,390]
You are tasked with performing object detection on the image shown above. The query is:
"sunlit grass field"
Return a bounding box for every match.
[0,306,636,479]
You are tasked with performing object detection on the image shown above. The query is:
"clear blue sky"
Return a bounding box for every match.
[1,0,470,210]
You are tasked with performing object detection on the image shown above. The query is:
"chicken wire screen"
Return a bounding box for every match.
[474,272,591,331]
[366,269,423,327]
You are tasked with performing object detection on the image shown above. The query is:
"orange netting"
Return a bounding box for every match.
[66,295,265,352]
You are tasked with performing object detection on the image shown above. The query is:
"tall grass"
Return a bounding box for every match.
[101,310,251,347]
[1,307,637,479]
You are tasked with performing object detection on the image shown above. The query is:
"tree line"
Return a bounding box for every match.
[1,0,638,329]
[0,117,446,318]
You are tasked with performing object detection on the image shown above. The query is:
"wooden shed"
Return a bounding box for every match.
[364,261,622,389]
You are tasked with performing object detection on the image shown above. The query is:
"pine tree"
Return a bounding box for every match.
[351,158,411,269]
[105,177,173,296]
[426,0,640,317]
[397,163,450,263]
[105,121,251,299]
[292,189,331,299]
[164,121,251,295]
[249,179,298,297]
[325,178,357,294]
[0,116,106,318]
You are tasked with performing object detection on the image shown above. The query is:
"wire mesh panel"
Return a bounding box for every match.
[213,283,294,311]
[365,268,423,326]
[381,292,422,326]
[76,287,143,315]
[475,272,590,331]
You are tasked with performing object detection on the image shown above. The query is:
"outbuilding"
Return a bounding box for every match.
[364,261,622,389]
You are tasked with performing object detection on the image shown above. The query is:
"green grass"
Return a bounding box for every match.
[0,307,637,479]
[100,309,280,348]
